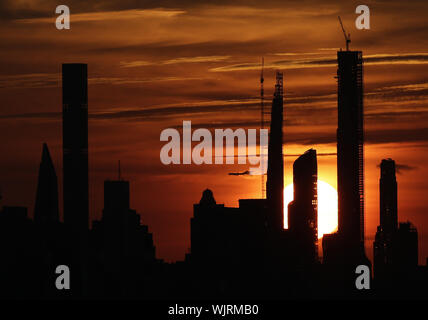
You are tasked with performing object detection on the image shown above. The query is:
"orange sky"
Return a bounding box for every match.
[0,0,427,263]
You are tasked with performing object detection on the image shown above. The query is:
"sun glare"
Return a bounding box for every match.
[283,180,338,239]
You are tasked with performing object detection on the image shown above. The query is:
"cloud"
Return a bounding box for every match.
[0,1,189,20]
[163,55,231,65]
[0,73,204,89]
[88,76,204,85]
[376,162,418,174]
[1,78,428,127]
[395,164,418,174]
[228,170,250,176]
[209,53,428,72]
[0,73,59,89]
[83,39,273,58]
[0,112,60,120]
[282,127,428,146]
[16,8,186,24]
[0,99,259,121]
[119,55,231,68]
[119,61,153,68]
[0,0,347,20]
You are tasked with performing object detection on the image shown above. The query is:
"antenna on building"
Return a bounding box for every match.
[118,160,121,181]
[260,57,266,198]
[0,186,3,211]
[338,16,351,51]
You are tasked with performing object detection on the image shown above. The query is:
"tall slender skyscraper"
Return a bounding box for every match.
[34,143,59,224]
[288,149,318,262]
[374,159,418,277]
[266,71,284,230]
[374,159,397,275]
[336,51,365,256]
[379,159,398,235]
[62,63,89,235]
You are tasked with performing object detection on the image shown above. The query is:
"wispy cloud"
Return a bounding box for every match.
[16,8,186,23]
[0,73,59,89]
[395,164,418,174]
[0,99,259,121]
[0,73,204,89]
[119,55,231,68]
[163,55,231,64]
[119,61,153,68]
[377,162,418,174]
[210,53,428,72]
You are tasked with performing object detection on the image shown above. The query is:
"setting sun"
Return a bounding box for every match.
[284,180,338,238]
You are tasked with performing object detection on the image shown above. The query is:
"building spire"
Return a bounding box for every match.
[34,143,59,224]
[266,71,284,230]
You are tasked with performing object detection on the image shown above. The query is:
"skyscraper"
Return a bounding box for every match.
[336,51,365,256]
[266,71,284,230]
[34,143,59,224]
[91,178,157,297]
[288,149,318,262]
[190,189,241,264]
[379,159,398,236]
[62,63,89,235]
[373,159,398,273]
[373,159,418,278]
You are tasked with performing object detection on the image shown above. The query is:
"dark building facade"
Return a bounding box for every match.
[373,159,419,294]
[379,159,398,236]
[190,189,274,297]
[62,63,89,235]
[336,50,365,257]
[373,159,398,275]
[0,206,47,298]
[190,189,241,265]
[288,149,318,263]
[34,143,59,224]
[90,179,156,297]
[394,222,418,269]
[266,71,284,231]
[190,191,267,266]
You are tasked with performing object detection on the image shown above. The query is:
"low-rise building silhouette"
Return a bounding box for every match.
[90,178,156,297]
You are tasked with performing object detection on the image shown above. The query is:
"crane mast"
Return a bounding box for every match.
[260,57,266,198]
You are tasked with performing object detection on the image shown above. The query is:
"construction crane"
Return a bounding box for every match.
[118,160,122,180]
[228,57,268,199]
[260,57,266,198]
[338,16,351,51]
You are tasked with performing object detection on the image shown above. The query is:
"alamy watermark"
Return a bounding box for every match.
[55,5,70,30]
[160,121,268,175]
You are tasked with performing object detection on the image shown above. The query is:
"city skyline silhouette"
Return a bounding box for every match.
[0,53,427,298]
[0,0,427,301]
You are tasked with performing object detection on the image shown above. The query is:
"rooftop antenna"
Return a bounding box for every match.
[118,160,121,180]
[260,57,266,198]
[338,16,351,51]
